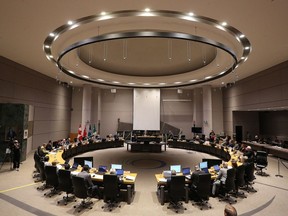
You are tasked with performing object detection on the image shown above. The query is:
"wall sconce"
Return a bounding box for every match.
[111,89,117,93]
[177,89,183,94]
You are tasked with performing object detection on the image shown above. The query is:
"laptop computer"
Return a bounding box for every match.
[116,169,124,176]
[70,162,78,171]
[182,167,191,179]
[97,165,107,174]
[213,164,220,172]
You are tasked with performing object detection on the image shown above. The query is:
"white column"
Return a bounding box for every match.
[81,84,92,131]
[202,85,213,136]
[193,88,203,128]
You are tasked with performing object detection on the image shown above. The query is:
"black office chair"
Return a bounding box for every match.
[167,175,187,213]
[192,173,212,210]
[243,162,257,193]
[44,165,60,197]
[57,169,75,205]
[218,168,237,204]
[101,174,121,211]
[71,175,93,212]
[233,165,247,198]
[255,151,269,176]
[36,160,48,190]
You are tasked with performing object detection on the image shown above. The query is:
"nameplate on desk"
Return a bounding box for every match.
[159,178,167,182]
[125,175,135,181]
[92,174,104,180]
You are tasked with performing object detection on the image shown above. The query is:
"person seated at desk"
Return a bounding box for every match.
[78,165,100,198]
[190,165,206,200]
[212,162,229,196]
[191,165,205,188]
[243,146,255,163]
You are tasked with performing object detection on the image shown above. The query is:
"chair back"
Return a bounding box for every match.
[103,174,119,201]
[224,168,236,192]
[58,169,73,193]
[44,165,58,187]
[256,151,268,166]
[235,165,245,187]
[195,173,211,199]
[169,175,186,201]
[245,162,255,182]
[72,175,89,199]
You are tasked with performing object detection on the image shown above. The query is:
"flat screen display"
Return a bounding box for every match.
[111,164,122,170]
[84,160,93,168]
[199,161,208,169]
[170,165,181,173]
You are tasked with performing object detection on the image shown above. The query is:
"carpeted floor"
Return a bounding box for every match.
[1,144,288,216]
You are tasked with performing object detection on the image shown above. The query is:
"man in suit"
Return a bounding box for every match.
[78,165,99,198]
[190,165,205,201]
[212,162,229,196]
[191,165,205,189]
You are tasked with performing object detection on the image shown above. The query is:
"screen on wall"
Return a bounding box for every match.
[133,88,160,130]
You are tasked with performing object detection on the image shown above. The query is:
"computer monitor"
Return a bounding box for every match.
[199,161,208,169]
[182,167,191,175]
[116,169,124,176]
[170,165,181,173]
[74,156,93,167]
[84,160,93,168]
[111,164,122,170]
[202,158,222,168]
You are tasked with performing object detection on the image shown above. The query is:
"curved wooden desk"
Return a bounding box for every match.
[168,141,231,161]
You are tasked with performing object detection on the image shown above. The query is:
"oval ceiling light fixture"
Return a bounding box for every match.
[43,10,251,88]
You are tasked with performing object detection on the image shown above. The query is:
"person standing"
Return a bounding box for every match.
[12,140,21,171]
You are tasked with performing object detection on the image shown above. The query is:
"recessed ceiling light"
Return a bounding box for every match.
[159,83,166,85]
[245,46,250,50]
[239,34,245,38]
[205,76,212,79]
[219,71,225,75]
[174,81,182,84]
[188,12,194,16]
[143,83,150,85]
[189,79,197,82]
[145,8,150,12]
[97,79,104,82]
[82,75,89,79]
[44,45,49,48]
[49,33,55,37]
[221,22,227,26]
[221,82,225,85]
[128,82,135,85]
[101,11,106,16]
[112,81,120,84]
[67,20,73,25]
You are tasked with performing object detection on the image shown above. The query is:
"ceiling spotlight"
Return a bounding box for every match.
[67,20,73,25]
[101,11,106,15]
[188,12,194,16]
[49,33,55,37]
[221,22,227,26]
[145,8,150,12]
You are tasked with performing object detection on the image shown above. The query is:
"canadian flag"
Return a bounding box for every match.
[77,124,82,141]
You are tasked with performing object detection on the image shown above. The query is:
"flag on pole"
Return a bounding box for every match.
[88,124,92,137]
[77,124,82,141]
[93,124,97,135]
[83,125,87,138]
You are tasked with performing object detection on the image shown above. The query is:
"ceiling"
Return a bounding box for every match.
[1,0,288,89]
